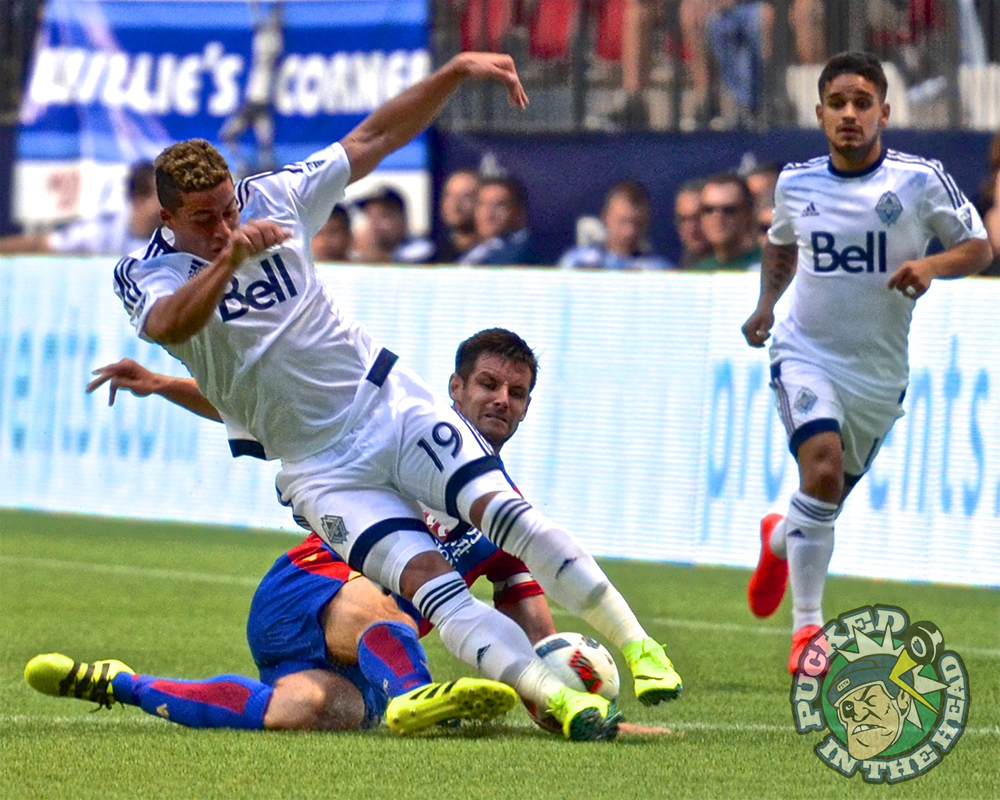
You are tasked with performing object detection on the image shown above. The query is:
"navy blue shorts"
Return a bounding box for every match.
[246,534,387,725]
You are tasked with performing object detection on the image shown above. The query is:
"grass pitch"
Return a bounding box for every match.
[1,509,997,799]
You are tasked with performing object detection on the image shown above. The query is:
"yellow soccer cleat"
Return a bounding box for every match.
[384,677,517,734]
[622,638,683,705]
[25,653,134,709]
[545,687,621,741]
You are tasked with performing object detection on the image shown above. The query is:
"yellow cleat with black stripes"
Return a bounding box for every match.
[384,677,517,734]
[24,653,134,710]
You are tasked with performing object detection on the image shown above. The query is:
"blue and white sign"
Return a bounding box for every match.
[16,0,431,226]
[1,259,997,587]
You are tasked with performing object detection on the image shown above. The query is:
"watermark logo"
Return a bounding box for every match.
[791,604,969,784]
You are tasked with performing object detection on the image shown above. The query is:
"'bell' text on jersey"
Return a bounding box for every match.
[113,143,384,462]
[767,149,987,399]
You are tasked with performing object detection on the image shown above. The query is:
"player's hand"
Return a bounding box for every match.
[226,220,291,267]
[451,52,529,109]
[742,307,775,348]
[86,358,161,406]
[887,260,931,300]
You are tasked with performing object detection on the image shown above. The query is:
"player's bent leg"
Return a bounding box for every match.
[467,488,684,702]
[265,669,370,731]
[748,512,789,618]
[397,550,619,740]
[25,653,133,709]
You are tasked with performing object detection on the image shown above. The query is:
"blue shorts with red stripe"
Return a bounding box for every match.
[246,534,387,724]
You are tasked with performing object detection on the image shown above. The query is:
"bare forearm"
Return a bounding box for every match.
[144,254,239,344]
[156,377,223,422]
[341,60,466,183]
[759,242,797,307]
[922,237,994,279]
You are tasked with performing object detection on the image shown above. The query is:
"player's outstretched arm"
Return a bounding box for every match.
[340,52,528,183]
[742,241,797,347]
[886,237,994,299]
[87,358,223,422]
[143,220,289,345]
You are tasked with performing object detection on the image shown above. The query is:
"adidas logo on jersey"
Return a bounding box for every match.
[801,202,819,217]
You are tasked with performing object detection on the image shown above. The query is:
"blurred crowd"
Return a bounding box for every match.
[442,0,1000,133]
[3,134,997,275]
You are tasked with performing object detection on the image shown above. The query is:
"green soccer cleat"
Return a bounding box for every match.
[24,653,134,709]
[545,687,622,742]
[384,677,517,734]
[623,638,683,705]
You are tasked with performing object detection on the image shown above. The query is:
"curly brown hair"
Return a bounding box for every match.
[154,139,231,210]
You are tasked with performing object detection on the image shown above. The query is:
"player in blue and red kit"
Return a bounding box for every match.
[26,329,557,733]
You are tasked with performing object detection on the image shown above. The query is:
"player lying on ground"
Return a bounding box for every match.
[109,51,680,740]
[741,52,992,673]
[27,330,595,734]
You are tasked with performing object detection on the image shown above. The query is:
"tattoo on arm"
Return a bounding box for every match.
[761,243,797,302]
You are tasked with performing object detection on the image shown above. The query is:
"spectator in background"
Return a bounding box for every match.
[744,161,782,252]
[354,186,435,264]
[0,161,160,255]
[691,172,761,270]
[460,176,541,266]
[436,169,481,262]
[559,180,673,270]
[311,205,352,263]
[744,161,782,210]
[673,179,711,267]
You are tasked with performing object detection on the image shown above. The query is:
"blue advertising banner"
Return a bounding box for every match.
[16,0,431,225]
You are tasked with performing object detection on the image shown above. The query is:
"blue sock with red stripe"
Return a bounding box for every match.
[357,621,432,698]
[112,672,271,729]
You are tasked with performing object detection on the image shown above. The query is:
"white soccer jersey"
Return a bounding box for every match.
[114,143,386,462]
[768,148,987,399]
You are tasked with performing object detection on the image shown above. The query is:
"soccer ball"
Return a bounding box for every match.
[523,632,620,733]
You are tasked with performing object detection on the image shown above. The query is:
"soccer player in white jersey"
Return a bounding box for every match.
[110,52,682,741]
[741,52,992,674]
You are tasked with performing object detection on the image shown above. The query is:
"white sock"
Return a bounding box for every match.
[475,492,647,650]
[411,572,561,703]
[784,490,839,631]
[769,518,789,559]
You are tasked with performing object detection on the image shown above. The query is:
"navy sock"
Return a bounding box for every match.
[112,672,271,730]
[357,621,432,698]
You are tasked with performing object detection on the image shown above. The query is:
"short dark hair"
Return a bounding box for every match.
[818,52,888,101]
[455,328,538,391]
[328,204,350,229]
[154,139,231,211]
[479,176,528,212]
[604,180,651,214]
[677,178,706,196]
[127,161,155,200]
[702,172,754,210]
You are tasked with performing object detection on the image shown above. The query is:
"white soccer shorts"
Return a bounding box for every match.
[275,360,513,591]
[769,358,905,482]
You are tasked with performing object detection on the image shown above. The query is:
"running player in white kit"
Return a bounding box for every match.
[111,52,682,740]
[741,52,992,674]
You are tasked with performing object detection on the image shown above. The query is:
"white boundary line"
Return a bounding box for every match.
[1,714,997,737]
[4,554,999,658]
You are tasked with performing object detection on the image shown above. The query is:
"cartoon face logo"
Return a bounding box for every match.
[828,656,914,759]
[791,605,969,784]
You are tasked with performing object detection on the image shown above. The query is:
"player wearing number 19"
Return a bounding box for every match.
[112,52,680,741]
[741,52,992,674]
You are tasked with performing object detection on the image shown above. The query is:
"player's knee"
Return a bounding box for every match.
[265,672,366,731]
[398,550,460,600]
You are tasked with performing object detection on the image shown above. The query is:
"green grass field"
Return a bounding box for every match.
[1,509,997,799]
